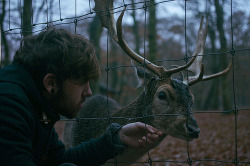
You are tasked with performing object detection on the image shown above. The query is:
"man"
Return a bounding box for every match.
[0,29,163,166]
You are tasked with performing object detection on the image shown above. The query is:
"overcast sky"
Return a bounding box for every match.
[4,0,249,34]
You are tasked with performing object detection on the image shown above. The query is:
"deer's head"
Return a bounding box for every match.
[94,1,232,141]
[133,69,198,141]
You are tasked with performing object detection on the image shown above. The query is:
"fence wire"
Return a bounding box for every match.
[1,0,250,165]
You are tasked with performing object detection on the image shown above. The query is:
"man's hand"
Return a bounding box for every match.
[103,122,165,166]
[118,122,165,149]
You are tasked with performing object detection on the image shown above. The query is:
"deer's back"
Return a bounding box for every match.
[63,95,121,148]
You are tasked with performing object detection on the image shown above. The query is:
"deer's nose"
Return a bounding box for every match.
[186,124,200,138]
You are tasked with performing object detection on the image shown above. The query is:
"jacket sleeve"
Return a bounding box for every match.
[47,124,127,166]
[0,89,36,166]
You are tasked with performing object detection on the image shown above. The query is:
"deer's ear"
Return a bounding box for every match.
[131,60,155,88]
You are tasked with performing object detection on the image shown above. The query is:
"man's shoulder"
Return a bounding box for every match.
[0,82,36,126]
[0,82,32,112]
[0,82,26,97]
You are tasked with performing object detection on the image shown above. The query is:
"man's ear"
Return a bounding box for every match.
[43,73,58,94]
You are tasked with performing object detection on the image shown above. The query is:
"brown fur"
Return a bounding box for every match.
[63,70,200,149]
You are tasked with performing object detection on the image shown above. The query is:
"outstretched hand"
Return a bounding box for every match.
[118,122,165,149]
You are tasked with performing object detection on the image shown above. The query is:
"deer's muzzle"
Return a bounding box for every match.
[186,124,200,138]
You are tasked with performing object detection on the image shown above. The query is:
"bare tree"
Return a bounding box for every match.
[131,0,140,54]
[0,0,10,66]
[88,16,103,94]
[22,0,32,37]
[148,0,158,62]
[89,16,103,60]
[214,0,231,111]
[202,4,221,109]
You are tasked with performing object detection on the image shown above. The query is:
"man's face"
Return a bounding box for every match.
[53,80,92,119]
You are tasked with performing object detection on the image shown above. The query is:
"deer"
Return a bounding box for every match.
[62,1,232,165]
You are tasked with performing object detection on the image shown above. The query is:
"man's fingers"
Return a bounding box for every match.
[141,134,160,143]
[148,133,160,140]
[135,122,163,134]
[143,124,164,136]
[138,137,157,148]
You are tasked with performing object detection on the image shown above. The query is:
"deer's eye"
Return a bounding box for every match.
[158,91,167,100]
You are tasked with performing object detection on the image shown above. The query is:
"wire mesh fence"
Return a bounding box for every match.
[1,0,250,165]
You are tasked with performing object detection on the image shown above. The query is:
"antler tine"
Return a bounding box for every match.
[157,16,209,77]
[188,57,232,86]
[188,64,205,86]
[202,58,232,81]
[184,16,208,85]
[185,16,232,85]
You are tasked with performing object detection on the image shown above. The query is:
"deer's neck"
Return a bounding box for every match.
[112,92,154,125]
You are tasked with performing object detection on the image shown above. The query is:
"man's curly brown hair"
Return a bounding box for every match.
[14,28,100,90]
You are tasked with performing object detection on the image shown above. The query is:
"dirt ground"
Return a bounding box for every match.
[55,110,250,166]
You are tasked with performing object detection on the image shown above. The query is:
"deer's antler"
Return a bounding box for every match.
[93,0,117,42]
[93,2,231,82]
[94,3,197,78]
[183,16,232,86]
[116,7,168,77]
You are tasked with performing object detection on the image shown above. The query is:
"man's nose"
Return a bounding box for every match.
[82,82,92,97]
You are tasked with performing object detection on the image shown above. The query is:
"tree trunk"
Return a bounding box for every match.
[131,0,140,54]
[203,19,220,109]
[148,0,158,62]
[0,0,10,67]
[89,16,103,60]
[22,0,32,37]
[88,16,103,94]
[214,0,231,111]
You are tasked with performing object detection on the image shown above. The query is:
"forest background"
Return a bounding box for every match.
[1,0,250,165]
[1,0,249,111]
[0,0,250,111]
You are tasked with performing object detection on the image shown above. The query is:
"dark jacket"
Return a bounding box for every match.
[0,63,122,166]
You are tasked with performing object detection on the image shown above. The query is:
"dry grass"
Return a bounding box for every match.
[132,111,250,166]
